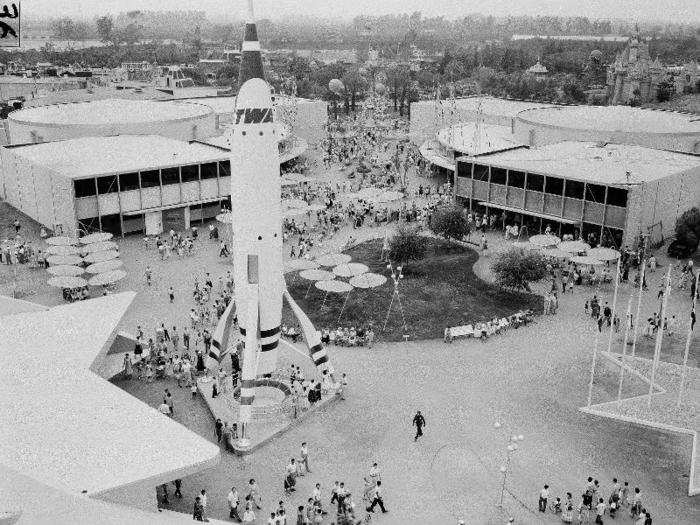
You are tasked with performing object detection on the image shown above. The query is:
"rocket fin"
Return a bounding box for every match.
[283,289,329,370]
[239,285,260,427]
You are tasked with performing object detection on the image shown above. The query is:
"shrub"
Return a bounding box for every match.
[428,205,472,242]
[388,224,427,270]
[491,248,548,292]
[674,207,700,255]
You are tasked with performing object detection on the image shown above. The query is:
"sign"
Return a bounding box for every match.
[235,107,273,125]
[0,2,19,47]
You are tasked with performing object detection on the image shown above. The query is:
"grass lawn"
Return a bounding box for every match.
[283,238,543,342]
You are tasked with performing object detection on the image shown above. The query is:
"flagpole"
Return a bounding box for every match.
[630,253,646,358]
[587,317,603,408]
[606,257,622,353]
[616,295,633,403]
[677,271,699,407]
[648,266,671,408]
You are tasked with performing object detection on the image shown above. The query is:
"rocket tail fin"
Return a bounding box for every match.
[283,289,329,370]
[211,300,237,361]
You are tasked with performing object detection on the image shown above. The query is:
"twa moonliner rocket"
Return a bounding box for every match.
[226,0,329,442]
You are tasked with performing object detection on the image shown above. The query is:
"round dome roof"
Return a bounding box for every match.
[10,98,213,127]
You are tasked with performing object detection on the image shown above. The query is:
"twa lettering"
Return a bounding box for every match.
[235,107,273,124]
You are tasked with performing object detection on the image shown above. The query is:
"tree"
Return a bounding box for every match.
[428,205,472,242]
[51,17,89,44]
[674,207,700,254]
[656,79,675,102]
[388,225,427,269]
[96,15,115,46]
[491,249,548,292]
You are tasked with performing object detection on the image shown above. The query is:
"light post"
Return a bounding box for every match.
[493,422,525,510]
[382,261,407,333]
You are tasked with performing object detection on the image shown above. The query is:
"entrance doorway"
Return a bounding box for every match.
[162,207,186,233]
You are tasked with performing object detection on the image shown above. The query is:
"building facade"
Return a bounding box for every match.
[606,33,665,105]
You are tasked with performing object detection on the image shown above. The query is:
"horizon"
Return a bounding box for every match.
[23,1,700,26]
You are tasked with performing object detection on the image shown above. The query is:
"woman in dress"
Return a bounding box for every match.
[122,353,133,379]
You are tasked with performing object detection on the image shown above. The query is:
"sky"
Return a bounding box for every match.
[24,0,700,24]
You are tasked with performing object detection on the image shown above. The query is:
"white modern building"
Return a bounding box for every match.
[0,293,223,523]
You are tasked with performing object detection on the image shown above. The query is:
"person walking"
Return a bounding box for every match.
[193,496,205,521]
[168,286,175,303]
[538,484,549,512]
[412,410,426,441]
[300,442,311,474]
[365,480,388,514]
[228,486,242,522]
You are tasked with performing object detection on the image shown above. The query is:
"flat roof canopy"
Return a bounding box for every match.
[478,201,578,224]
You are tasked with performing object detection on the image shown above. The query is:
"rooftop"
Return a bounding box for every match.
[9,98,212,126]
[414,96,555,118]
[436,123,525,156]
[517,105,700,135]
[7,135,228,179]
[0,293,220,497]
[464,141,700,185]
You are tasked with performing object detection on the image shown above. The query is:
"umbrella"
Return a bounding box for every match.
[216,212,234,224]
[82,241,118,254]
[46,245,82,256]
[315,280,353,293]
[83,250,119,264]
[88,270,127,286]
[284,259,319,273]
[80,232,113,244]
[333,263,369,278]
[558,240,591,253]
[542,248,571,260]
[588,247,620,261]
[299,269,335,282]
[47,276,87,288]
[45,236,78,246]
[529,234,561,247]
[316,253,352,267]
[281,177,298,187]
[85,259,124,274]
[46,255,83,266]
[282,198,308,209]
[46,265,84,277]
[349,273,387,289]
[571,255,604,266]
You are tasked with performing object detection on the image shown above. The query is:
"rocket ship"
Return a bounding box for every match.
[226,0,329,443]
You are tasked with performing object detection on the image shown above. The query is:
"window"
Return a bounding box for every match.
[96,175,118,194]
[161,167,180,185]
[544,176,563,195]
[526,173,544,192]
[219,160,231,177]
[119,172,139,191]
[457,162,472,179]
[473,164,489,181]
[201,162,218,180]
[585,183,606,203]
[74,178,96,198]
[140,170,160,188]
[181,164,199,183]
[606,186,628,208]
[564,180,584,199]
[508,170,525,189]
[490,167,507,185]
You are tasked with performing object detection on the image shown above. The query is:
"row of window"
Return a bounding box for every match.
[74,161,231,198]
[458,162,628,208]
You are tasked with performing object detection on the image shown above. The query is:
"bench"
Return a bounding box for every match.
[444,325,473,343]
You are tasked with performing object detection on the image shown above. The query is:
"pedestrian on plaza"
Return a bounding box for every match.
[171,327,179,352]
[366,480,388,514]
[145,265,152,286]
[165,390,174,415]
[300,442,311,474]
[330,481,340,506]
[193,496,205,521]
[183,327,191,352]
[122,353,133,379]
[158,399,171,417]
[168,286,175,303]
[595,497,606,524]
[412,410,426,441]
[538,484,549,512]
[248,479,263,510]
[228,486,242,522]
[173,479,182,498]
[215,418,223,443]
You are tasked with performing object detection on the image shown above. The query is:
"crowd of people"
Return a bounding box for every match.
[538,477,652,524]
[444,309,535,343]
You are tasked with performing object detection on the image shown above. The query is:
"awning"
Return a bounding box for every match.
[477,201,578,225]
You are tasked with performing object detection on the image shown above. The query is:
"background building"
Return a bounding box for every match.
[606,32,665,105]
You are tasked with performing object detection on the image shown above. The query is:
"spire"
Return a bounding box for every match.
[238,0,265,85]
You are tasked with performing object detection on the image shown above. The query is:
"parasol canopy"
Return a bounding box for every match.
[529,234,561,247]
[283,207,309,218]
[47,276,87,288]
[315,280,353,293]
[299,269,335,282]
[80,232,113,244]
[46,254,83,266]
[284,259,319,273]
[281,177,298,187]
[45,236,79,246]
[349,273,387,289]
[83,250,119,264]
[588,247,620,261]
[46,265,84,277]
[85,259,124,274]
[46,244,82,256]
[284,173,313,184]
[374,190,403,203]
[542,248,571,260]
[512,241,531,250]
[282,198,308,209]
[316,253,352,267]
[332,263,369,278]
[558,240,591,253]
[571,255,604,266]
[82,241,118,254]
[88,270,127,286]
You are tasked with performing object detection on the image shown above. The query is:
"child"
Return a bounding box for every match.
[242,504,255,524]
[550,497,562,514]
[191,383,197,398]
